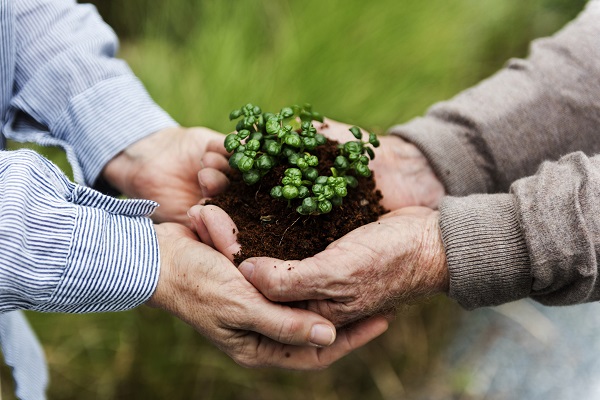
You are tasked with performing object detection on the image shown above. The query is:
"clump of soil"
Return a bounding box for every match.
[207,140,387,264]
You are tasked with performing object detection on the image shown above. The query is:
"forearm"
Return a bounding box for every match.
[0,150,159,313]
[441,152,600,309]
[5,0,176,186]
[389,1,600,196]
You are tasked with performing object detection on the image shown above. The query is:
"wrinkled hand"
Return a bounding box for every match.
[231,207,449,327]
[315,119,446,210]
[146,209,389,369]
[102,126,230,226]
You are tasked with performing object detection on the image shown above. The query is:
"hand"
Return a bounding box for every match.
[102,126,230,226]
[315,119,446,210]
[147,215,389,369]
[234,207,449,327]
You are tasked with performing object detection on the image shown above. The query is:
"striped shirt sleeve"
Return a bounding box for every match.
[2,0,177,186]
[0,149,159,313]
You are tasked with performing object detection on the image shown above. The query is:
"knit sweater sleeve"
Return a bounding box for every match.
[440,152,600,309]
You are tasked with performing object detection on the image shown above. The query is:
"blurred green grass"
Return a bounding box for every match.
[6,0,586,398]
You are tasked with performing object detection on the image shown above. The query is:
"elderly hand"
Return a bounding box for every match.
[147,211,389,369]
[102,126,230,226]
[233,207,449,327]
[315,119,446,210]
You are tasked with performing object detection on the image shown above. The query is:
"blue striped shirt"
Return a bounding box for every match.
[0,0,177,398]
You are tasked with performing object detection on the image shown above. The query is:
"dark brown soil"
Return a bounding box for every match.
[207,140,387,264]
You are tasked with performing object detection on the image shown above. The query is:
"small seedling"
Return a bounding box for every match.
[226,103,380,215]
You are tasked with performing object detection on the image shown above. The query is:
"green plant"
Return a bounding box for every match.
[226,103,380,215]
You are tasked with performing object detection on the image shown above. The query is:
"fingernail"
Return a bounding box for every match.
[238,261,255,280]
[309,324,336,347]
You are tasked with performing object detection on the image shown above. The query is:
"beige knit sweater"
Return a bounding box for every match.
[390,0,600,309]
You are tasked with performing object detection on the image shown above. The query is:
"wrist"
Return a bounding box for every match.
[411,210,449,295]
[145,223,178,311]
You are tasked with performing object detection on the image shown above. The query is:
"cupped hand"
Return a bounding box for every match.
[102,126,230,226]
[315,119,446,210]
[235,207,449,327]
[147,218,389,369]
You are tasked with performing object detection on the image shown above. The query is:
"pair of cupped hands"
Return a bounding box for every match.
[102,120,449,370]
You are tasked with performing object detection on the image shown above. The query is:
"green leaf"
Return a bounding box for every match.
[246,139,261,152]
[303,167,318,181]
[315,176,328,185]
[355,162,371,177]
[318,199,333,214]
[255,154,275,170]
[331,196,343,207]
[282,185,299,199]
[265,140,282,156]
[229,109,242,120]
[284,133,302,148]
[312,112,324,123]
[369,133,380,147]
[237,129,250,139]
[366,146,375,160]
[301,197,317,213]
[344,141,361,154]
[281,107,294,118]
[334,155,349,170]
[303,137,318,150]
[345,175,359,188]
[243,170,260,185]
[334,186,348,197]
[315,134,327,145]
[224,134,240,152]
[238,155,254,172]
[285,168,302,179]
[298,186,310,199]
[266,119,280,135]
[349,126,362,139]
[228,152,244,170]
[270,186,283,199]
[249,132,263,142]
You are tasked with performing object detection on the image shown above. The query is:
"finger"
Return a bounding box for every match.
[205,134,229,155]
[188,206,215,248]
[188,205,240,261]
[239,254,345,302]
[201,151,230,173]
[245,301,337,348]
[242,315,389,370]
[198,168,230,198]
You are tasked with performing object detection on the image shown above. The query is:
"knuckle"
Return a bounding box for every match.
[276,316,301,344]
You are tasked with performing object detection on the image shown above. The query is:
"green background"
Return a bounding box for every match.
[6,0,586,398]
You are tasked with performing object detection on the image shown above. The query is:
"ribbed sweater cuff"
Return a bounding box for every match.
[439,194,532,309]
[388,117,490,196]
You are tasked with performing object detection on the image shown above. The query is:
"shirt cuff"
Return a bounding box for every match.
[51,75,177,186]
[0,149,160,314]
[439,193,532,309]
[388,117,491,196]
[36,185,160,313]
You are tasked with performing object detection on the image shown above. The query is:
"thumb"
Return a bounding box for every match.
[249,298,337,347]
[188,205,241,261]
